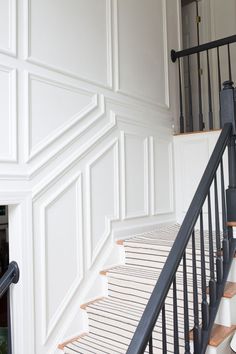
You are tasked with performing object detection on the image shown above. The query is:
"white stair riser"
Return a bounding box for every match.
[228,259,236,282]
[190,334,235,354]
[215,295,236,327]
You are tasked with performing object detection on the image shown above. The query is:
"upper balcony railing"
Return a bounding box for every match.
[171,34,236,133]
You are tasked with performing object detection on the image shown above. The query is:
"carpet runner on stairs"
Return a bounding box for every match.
[61,223,220,354]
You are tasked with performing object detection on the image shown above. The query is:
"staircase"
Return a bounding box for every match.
[58,35,236,354]
[59,224,236,354]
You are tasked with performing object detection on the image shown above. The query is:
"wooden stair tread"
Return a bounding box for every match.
[209,324,236,347]
[58,333,88,350]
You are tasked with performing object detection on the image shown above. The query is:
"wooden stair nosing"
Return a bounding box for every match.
[189,324,236,347]
[80,297,106,310]
[174,128,221,137]
[60,226,236,352]
[100,265,119,276]
[58,332,88,350]
[223,281,236,299]
[59,325,236,351]
[209,324,236,347]
[227,221,236,227]
[116,239,124,245]
[206,281,236,299]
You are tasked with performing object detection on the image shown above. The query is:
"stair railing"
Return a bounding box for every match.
[0,261,20,354]
[126,81,236,354]
[172,34,236,133]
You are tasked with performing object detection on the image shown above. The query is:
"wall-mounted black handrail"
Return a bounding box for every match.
[0,261,20,298]
[171,34,236,62]
[126,123,233,354]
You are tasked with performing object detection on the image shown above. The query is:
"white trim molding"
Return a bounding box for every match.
[0,0,17,56]
[25,0,113,89]
[39,172,84,343]
[86,138,119,267]
[120,131,149,220]
[0,65,17,162]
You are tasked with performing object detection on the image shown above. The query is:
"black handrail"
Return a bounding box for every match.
[0,261,20,298]
[171,34,236,62]
[127,81,236,353]
[126,123,232,354]
[0,261,20,354]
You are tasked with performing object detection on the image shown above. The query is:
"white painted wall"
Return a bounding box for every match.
[174,130,221,223]
[0,1,181,353]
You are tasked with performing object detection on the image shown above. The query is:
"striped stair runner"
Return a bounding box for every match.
[62,224,217,354]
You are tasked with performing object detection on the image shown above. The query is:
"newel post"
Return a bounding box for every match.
[220,80,236,223]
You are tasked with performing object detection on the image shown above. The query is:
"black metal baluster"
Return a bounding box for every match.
[227,134,236,223]
[196,0,204,131]
[220,159,229,268]
[217,47,222,128]
[227,44,232,82]
[208,191,217,307]
[187,55,194,132]
[200,211,209,330]
[217,47,222,93]
[183,252,191,354]
[178,58,185,133]
[207,50,213,129]
[192,230,201,353]
[214,175,223,284]
[149,333,153,354]
[162,305,167,354]
[173,276,179,354]
[197,52,204,131]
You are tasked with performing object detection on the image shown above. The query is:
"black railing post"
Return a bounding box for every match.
[220,81,236,222]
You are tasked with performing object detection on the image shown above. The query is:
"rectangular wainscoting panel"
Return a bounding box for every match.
[28,0,111,87]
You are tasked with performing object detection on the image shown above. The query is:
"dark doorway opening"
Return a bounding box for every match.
[0,206,9,354]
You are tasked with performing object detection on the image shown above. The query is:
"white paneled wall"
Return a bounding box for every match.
[0,1,181,353]
[121,132,149,219]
